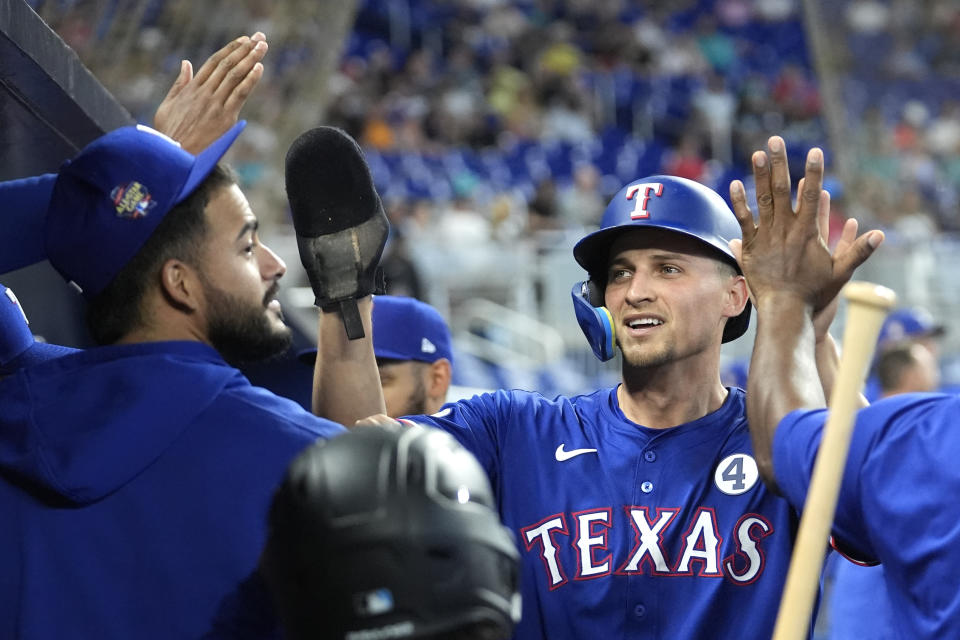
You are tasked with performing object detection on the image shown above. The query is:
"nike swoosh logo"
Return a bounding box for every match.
[555,444,598,461]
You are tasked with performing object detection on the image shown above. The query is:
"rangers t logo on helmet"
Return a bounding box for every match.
[625,182,664,219]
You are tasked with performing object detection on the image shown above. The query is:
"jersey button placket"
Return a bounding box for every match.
[633,603,647,619]
[640,447,656,493]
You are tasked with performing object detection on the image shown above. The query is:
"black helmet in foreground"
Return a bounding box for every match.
[261,423,521,640]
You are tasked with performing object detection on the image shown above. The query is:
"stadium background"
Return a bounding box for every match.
[7,0,960,396]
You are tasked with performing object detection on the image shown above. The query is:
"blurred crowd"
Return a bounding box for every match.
[328,0,822,243]
[29,0,960,246]
[30,0,824,244]
[827,0,960,238]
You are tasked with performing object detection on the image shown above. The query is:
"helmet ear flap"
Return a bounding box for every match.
[571,281,616,362]
[585,278,604,307]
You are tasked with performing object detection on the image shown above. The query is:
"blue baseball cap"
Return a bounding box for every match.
[370,295,452,363]
[0,285,78,375]
[877,307,945,347]
[0,173,57,274]
[43,121,245,298]
[298,296,452,365]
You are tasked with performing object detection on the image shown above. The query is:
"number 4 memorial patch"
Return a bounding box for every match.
[714,454,759,495]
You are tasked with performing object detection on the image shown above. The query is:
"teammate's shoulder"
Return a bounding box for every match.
[859,391,958,437]
[215,380,345,439]
[450,386,563,407]
[438,387,600,424]
[502,386,611,411]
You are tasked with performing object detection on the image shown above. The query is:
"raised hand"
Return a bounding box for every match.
[153,33,268,154]
[809,185,866,340]
[728,136,883,313]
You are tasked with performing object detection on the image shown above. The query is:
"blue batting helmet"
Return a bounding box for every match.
[571,175,750,360]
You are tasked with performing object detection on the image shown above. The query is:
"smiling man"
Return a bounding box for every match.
[326,175,862,638]
[0,123,346,639]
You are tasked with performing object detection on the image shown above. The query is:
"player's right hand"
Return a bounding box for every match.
[153,33,268,154]
[728,136,883,312]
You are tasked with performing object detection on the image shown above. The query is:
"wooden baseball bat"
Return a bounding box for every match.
[772,281,897,640]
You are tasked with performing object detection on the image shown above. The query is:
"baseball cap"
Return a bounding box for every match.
[298,295,452,365]
[43,121,245,298]
[0,285,78,375]
[877,307,945,347]
[370,295,452,363]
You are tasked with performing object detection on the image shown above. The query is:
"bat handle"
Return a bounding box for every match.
[772,281,896,640]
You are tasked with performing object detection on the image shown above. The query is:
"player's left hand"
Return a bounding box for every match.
[153,33,268,154]
[728,136,883,312]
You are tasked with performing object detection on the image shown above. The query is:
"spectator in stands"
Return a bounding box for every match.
[558,163,605,228]
[693,71,737,164]
[664,133,708,182]
[527,178,562,232]
[541,88,594,144]
[380,230,425,300]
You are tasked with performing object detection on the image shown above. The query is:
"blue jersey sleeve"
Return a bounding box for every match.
[402,390,515,488]
[775,393,960,638]
[772,393,956,562]
[772,406,879,560]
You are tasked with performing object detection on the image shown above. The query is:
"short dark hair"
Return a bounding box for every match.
[875,343,919,392]
[85,164,236,345]
[715,259,738,278]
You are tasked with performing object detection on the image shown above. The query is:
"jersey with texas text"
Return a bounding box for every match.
[410,386,803,640]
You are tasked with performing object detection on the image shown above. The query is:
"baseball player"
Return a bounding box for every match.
[261,422,521,640]
[323,175,854,638]
[873,341,940,397]
[729,135,959,639]
[862,307,944,400]
[300,295,453,417]
[0,122,361,637]
[0,283,77,377]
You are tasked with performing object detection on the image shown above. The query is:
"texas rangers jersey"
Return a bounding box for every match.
[412,386,801,639]
[774,392,960,640]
